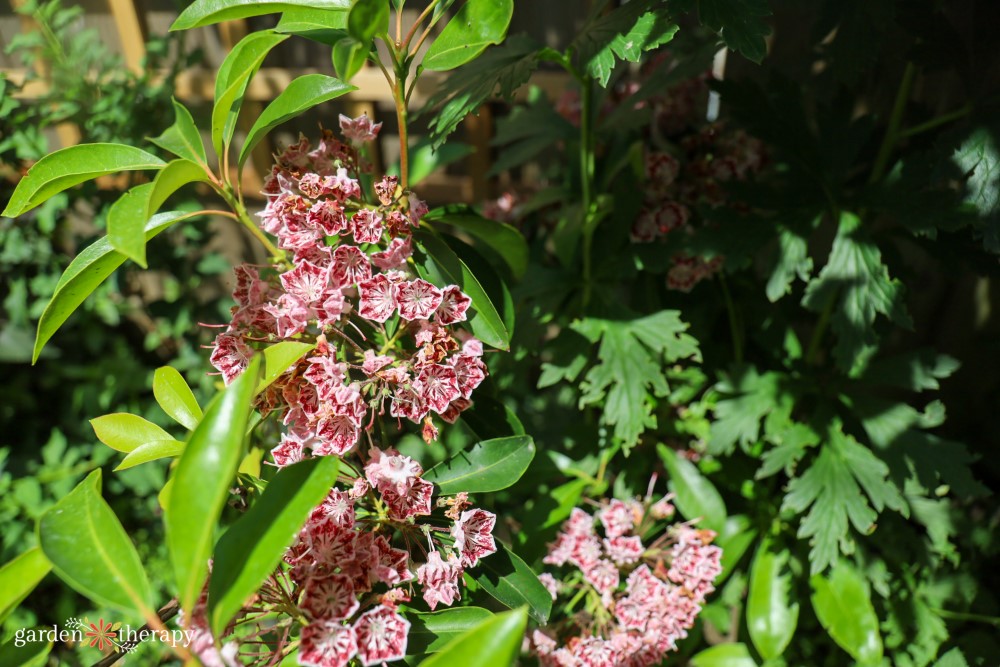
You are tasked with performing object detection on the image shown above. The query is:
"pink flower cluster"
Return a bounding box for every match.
[529,494,722,667]
[286,447,497,667]
[208,119,488,454]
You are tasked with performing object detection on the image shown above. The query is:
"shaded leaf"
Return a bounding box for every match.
[413,226,510,349]
[472,543,552,623]
[0,637,51,667]
[658,445,726,533]
[346,0,388,43]
[670,0,771,63]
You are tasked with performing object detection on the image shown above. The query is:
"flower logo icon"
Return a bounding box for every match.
[84,618,118,652]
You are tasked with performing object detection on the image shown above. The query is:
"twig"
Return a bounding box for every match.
[91,600,181,667]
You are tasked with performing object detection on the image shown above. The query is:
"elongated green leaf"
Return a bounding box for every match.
[148,159,211,218]
[209,456,339,637]
[0,548,51,624]
[333,36,369,81]
[689,643,758,667]
[90,413,173,453]
[715,514,756,582]
[347,0,389,42]
[810,561,883,664]
[240,75,356,168]
[2,144,164,218]
[212,31,290,158]
[396,141,474,188]
[172,0,349,30]
[149,98,209,166]
[418,607,526,667]
[424,436,534,494]
[424,206,527,279]
[115,439,186,471]
[423,0,514,71]
[107,183,156,267]
[747,540,799,659]
[472,543,551,623]
[413,226,510,349]
[38,470,153,614]
[657,444,726,533]
[33,210,197,364]
[0,637,52,667]
[257,341,316,395]
[276,7,348,45]
[154,366,204,430]
[167,355,262,614]
[407,607,493,657]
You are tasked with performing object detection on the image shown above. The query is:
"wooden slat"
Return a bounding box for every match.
[107,0,146,74]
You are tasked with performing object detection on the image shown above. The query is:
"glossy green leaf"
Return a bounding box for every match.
[423,0,513,71]
[689,643,759,667]
[153,366,204,430]
[90,413,173,453]
[810,561,883,664]
[715,514,757,582]
[0,637,52,667]
[472,543,551,623]
[38,470,153,614]
[0,548,51,624]
[172,0,349,30]
[657,444,726,533]
[407,607,493,656]
[148,159,211,217]
[424,206,528,279]
[240,74,356,168]
[424,435,535,494]
[32,210,197,364]
[115,439,186,471]
[413,226,510,349]
[107,182,156,267]
[747,540,799,659]
[212,31,290,157]
[209,456,339,637]
[276,7,348,45]
[257,341,316,395]
[347,0,389,42]
[333,36,369,81]
[418,607,527,667]
[149,98,209,166]
[167,355,262,614]
[2,143,164,218]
